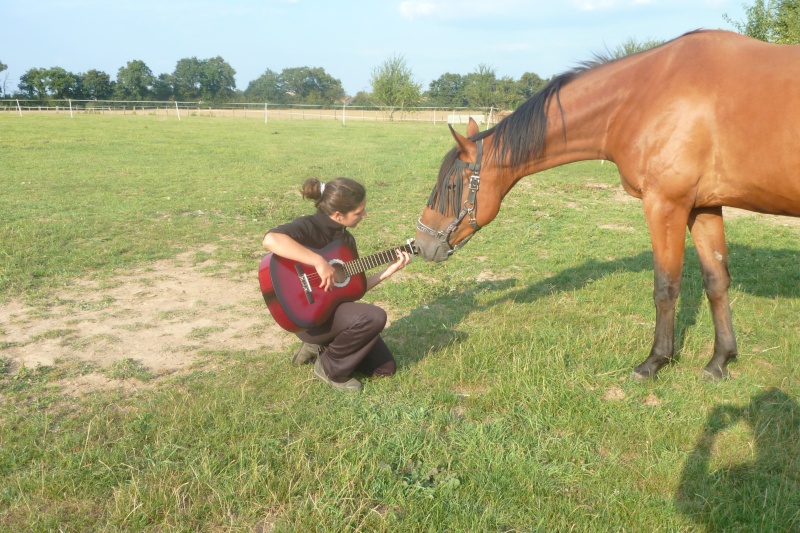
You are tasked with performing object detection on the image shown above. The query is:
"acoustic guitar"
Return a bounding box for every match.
[259,239,416,332]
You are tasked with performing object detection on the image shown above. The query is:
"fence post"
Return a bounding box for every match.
[16,99,22,116]
[175,101,181,121]
[69,99,74,119]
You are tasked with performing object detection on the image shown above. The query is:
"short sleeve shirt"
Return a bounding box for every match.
[267,210,357,255]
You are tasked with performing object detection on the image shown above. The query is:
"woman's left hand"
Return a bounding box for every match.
[384,248,413,277]
[367,248,413,291]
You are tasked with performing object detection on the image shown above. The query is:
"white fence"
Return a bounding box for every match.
[0,99,499,126]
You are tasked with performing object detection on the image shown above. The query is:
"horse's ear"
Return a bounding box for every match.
[449,124,470,152]
[466,117,480,138]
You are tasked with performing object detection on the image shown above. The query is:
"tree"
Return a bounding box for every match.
[245,69,284,102]
[200,56,236,102]
[173,57,204,100]
[0,60,8,97]
[494,75,523,110]
[45,67,81,99]
[425,72,467,108]
[610,37,665,59]
[370,54,422,119]
[516,72,547,102]
[81,69,113,100]
[724,0,800,44]
[349,91,374,107]
[18,67,80,100]
[19,67,47,98]
[279,66,344,105]
[244,66,343,105]
[172,56,237,101]
[463,63,498,110]
[774,0,800,42]
[151,73,175,101]
[114,60,155,101]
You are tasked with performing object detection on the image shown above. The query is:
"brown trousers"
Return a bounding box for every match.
[297,302,396,383]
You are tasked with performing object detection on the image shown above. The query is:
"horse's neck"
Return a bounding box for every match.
[542,89,618,170]
[519,66,636,177]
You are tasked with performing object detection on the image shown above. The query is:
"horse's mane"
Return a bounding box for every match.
[472,30,703,168]
[472,66,591,168]
[427,66,593,214]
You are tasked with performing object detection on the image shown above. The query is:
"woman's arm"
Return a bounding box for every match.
[262,232,336,291]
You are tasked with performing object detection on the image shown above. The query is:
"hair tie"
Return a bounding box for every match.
[319,182,326,195]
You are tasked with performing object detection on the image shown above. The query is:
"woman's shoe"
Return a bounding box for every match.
[292,343,321,366]
[314,359,363,392]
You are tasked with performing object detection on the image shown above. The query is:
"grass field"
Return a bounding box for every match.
[2,115,800,531]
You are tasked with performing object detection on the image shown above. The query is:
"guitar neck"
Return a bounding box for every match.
[345,242,416,276]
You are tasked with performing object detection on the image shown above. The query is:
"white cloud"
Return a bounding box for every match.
[398,0,437,20]
[574,0,617,10]
[397,0,531,21]
[572,0,660,10]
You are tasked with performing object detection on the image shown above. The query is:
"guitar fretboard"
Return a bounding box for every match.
[344,243,417,276]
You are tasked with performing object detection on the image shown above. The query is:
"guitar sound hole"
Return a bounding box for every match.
[332,263,349,285]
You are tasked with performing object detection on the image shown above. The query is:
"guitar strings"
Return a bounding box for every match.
[297,245,414,284]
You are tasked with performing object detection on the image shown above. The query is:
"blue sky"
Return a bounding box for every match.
[2,0,746,97]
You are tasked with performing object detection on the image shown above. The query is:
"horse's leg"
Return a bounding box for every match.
[687,207,738,380]
[633,199,691,380]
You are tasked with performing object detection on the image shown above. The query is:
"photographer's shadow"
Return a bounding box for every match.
[676,388,800,530]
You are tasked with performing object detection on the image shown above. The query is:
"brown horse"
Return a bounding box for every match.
[415,29,800,380]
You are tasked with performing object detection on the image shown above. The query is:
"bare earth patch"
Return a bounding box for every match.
[0,250,293,395]
[723,207,800,229]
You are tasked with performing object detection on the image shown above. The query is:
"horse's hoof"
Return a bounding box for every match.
[631,368,659,381]
[701,367,730,381]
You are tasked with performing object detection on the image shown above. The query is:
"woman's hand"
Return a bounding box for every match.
[366,248,413,291]
[384,248,413,277]
[313,256,336,291]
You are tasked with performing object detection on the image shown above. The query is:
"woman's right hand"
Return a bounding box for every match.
[314,257,336,291]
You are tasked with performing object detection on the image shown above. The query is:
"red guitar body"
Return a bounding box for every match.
[259,241,367,332]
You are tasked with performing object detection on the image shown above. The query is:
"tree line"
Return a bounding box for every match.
[2,1,796,110]
[0,54,549,111]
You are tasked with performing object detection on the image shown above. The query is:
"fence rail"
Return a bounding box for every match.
[0,99,501,126]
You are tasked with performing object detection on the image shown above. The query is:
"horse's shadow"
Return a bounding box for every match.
[675,388,800,530]
[386,243,799,367]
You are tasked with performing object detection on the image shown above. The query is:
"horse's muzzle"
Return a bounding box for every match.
[414,235,453,263]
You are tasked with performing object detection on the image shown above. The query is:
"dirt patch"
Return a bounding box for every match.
[0,250,294,395]
[723,207,800,229]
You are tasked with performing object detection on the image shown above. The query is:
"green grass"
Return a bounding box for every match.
[2,115,800,531]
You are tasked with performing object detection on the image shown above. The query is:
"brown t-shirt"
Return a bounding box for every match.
[267,210,357,255]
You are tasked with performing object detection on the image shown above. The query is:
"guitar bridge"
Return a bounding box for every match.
[295,264,314,304]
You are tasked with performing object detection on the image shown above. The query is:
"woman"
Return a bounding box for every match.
[262,177,413,392]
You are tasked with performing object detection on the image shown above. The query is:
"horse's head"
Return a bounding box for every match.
[415,118,503,262]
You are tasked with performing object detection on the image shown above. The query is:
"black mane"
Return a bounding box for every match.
[472,58,607,169]
[471,30,701,168]
[427,58,607,215]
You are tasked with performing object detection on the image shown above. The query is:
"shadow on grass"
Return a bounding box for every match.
[675,388,800,530]
[388,243,799,369]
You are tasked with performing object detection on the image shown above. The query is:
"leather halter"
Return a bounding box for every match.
[417,139,483,256]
